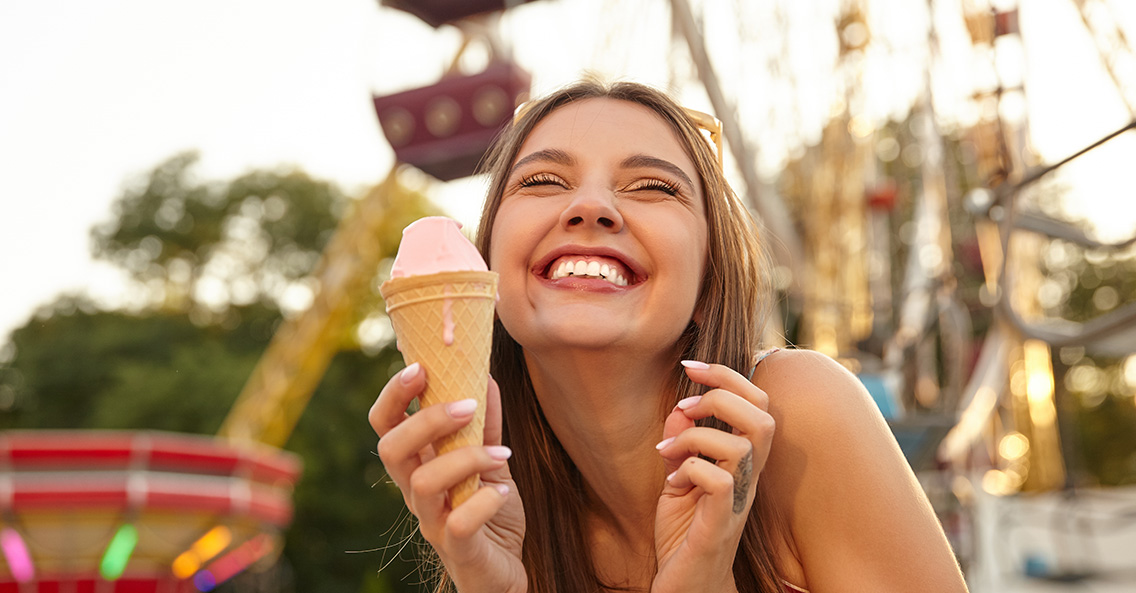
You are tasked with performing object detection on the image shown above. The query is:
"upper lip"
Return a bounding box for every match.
[532,244,646,284]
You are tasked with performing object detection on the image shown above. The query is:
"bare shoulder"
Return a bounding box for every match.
[751,347,864,393]
[751,348,880,427]
[750,348,968,591]
[749,347,898,517]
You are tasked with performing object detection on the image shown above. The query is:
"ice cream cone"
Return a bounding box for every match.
[380,270,498,507]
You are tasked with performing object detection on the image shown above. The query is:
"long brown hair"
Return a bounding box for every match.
[448,79,778,592]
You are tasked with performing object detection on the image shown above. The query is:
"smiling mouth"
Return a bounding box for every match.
[543,256,634,287]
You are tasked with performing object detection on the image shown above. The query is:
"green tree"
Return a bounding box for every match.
[0,153,441,592]
[1036,232,1136,487]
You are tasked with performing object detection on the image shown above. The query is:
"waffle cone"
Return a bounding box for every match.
[380,270,498,507]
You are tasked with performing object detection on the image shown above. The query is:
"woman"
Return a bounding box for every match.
[369,80,968,593]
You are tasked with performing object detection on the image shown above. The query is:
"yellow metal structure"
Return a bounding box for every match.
[219,169,436,448]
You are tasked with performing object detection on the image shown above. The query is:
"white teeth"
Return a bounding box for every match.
[548,258,631,285]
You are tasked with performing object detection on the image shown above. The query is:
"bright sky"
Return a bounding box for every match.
[1,0,1134,346]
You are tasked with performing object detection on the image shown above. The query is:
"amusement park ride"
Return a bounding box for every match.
[3,0,1135,591]
[0,2,532,591]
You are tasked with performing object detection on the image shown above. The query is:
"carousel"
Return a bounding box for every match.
[0,430,299,592]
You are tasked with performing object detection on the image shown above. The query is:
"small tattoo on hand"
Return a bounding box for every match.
[733,448,753,515]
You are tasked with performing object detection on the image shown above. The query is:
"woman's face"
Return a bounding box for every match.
[489,98,708,355]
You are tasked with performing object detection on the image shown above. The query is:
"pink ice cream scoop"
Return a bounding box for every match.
[390,217,488,277]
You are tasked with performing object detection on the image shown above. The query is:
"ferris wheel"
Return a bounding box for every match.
[3,1,1134,591]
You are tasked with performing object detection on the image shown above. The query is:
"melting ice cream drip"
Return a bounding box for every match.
[442,284,455,346]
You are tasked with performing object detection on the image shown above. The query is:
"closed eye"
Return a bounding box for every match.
[628,178,681,196]
[519,173,568,188]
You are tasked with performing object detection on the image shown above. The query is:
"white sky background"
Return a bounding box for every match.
[1,0,1134,345]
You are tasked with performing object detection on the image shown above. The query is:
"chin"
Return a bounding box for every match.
[507,316,691,357]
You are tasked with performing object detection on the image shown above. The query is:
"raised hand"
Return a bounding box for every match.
[369,363,527,593]
[652,361,776,593]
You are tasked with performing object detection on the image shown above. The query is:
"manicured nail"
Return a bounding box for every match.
[680,360,710,370]
[494,483,510,497]
[486,445,513,461]
[666,470,678,483]
[446,398,478,417]
[655,437,675,450]
[399,362,420,384]
[676,396,702,410]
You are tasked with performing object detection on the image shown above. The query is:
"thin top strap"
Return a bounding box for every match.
[746,347,781,381]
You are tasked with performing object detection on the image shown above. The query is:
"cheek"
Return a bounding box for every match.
[487,206,523,272]
[676,228,709,312]
[486,207,536,304]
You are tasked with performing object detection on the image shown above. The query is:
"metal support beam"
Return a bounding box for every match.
[668,0,804,287]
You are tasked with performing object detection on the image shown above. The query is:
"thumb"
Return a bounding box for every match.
[660,406,695,476]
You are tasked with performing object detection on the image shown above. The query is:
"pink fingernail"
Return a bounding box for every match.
[666,470,678,483]
[494,483,510,497]
[486,446,512,461]
[655,437,675,450]
[399,363,420,384]
[680,360,710,370]
[676,396,702,410]
[446,398,478,417]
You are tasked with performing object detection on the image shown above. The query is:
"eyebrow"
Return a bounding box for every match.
[509,148,575,177]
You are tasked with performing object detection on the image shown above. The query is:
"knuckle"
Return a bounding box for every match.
[708,469,734,493]
[754,412,776,435]
[447,511,476,540]
[408,469,434,498]
[367,403,382,431]
[731,438,754,460]
[375,436,397,463]
[705,387,729,403]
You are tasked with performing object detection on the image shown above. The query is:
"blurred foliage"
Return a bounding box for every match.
[0,154,443,592]
[1039,237,1136,486]
[1063,353,1136,486]
[91,151,352,313]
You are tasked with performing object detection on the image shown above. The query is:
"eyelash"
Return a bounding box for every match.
[518,173,565,188]
[518,175,680,196]
[633,179,680,196]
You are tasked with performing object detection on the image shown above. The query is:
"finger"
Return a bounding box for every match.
[674,388,776,440]
[409,445,513,521]
[659,407,696,476]
[680,360,769,412]
[657,426,754,476]
[369,362,426,437]
[445,483,512,544]
[675,393,776,474]
[667,455,754,518]
[658,427,756,512]
[376,395,480,489]
[666,456,731,497]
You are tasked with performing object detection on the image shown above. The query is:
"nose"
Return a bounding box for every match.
[558,187,624,232]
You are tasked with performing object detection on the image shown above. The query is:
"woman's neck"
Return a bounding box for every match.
[524,346,674,554]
